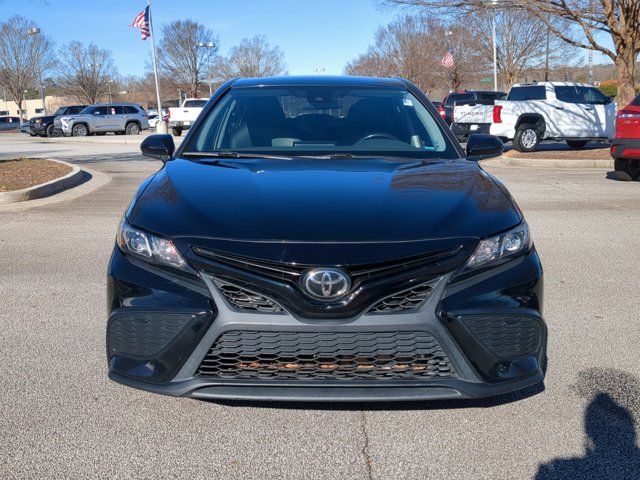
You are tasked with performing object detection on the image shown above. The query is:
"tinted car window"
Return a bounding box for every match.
[107,106,124,115]
[507,86,547,101]
[80,106,108,115]
[631,94,640,106]
[577,87,607,105]
[183,100,208,108]
[184,86,457,159]
[444,93,475,106]
[123,106,139,114]
[555,86,580,103]
[68,106,85,114]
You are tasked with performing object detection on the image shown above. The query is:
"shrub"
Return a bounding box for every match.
[598,80,618,98]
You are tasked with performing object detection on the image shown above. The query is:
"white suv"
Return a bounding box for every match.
[490,82,616,152]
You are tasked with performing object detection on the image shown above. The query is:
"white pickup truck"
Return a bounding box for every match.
[490,82,616,152]
[450,91,506,140]
[168,98,209,136]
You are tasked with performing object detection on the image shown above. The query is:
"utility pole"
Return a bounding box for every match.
[26,27,47,115]
[588,0,594,84]
[544,22,551,82]
[491,0,499,91]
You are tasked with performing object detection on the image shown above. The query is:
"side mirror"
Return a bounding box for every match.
[466,134,504,160]
[141,134,175,163]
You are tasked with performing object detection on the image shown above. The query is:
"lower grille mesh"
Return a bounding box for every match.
[463,315,543,359]
[197,330,455,380]
[367,283,435,314]
[216,281,284,313]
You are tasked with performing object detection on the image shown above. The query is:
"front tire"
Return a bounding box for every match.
[72,124,88,137]
[125,122,140,135]
[172,127,182,137]
[615,158,640,180]
[514,124,540,152]
[45,124,54,137]
[567,140,588,149]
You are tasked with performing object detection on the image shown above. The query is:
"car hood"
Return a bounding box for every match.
[30,115,54,123]
[129,157,520,260]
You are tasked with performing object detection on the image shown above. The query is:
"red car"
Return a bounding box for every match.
[611,93,640,179]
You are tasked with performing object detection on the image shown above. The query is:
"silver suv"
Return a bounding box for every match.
[54,103,150,136]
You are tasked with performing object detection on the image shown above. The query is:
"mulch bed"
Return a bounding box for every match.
[0,158,72,192]
[504,146,611,160]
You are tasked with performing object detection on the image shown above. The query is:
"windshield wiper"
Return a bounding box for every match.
[181,151,295,160]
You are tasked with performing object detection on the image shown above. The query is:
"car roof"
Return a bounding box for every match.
[512,81,592,88]
[92,102,142,107]
[231,75,409,89]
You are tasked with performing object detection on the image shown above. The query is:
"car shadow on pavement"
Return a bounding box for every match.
[211,381,545,411]
[535,368,640,479]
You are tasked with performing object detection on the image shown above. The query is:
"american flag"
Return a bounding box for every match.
[130,6,150,40]
[441,50,455,69]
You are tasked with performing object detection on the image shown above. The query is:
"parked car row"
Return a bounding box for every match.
[14,103,152,137]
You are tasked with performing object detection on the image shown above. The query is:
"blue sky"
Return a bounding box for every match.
[2,0,608,78]
[1,0,394,76]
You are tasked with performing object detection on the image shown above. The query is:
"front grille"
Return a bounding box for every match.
[197,330,455,380]
[214,280,284,314]
[367,283,436,314]
[193,247,462,284]
[462,315,543,359]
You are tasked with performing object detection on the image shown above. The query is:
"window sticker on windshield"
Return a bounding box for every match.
[403,97,414,107]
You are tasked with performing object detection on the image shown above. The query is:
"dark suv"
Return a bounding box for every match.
[107,76,546,402]
[29,105,87,137]
[438,91,507,125]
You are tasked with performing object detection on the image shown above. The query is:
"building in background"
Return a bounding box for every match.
[0,96,73,119]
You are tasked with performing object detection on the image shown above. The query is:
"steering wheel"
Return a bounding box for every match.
[355,132,399,144]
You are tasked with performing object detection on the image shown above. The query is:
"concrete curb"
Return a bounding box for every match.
[481,155,614,169]
[0,159,84,205]
[40,135,151,145]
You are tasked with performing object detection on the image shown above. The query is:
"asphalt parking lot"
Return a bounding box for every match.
[1,132,639,479]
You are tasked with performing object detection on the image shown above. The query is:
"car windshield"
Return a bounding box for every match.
[184,100,208,108]
[54,108,66,116]
[183,86,456,159]
[79,106,96,115]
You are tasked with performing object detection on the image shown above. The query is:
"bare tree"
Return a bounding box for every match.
[345,15,483,93]
[465,9,578,88]
[157,19,218,98]
[57,41,117,104]
[382,0,640,105]
[215,35,287,81]
[0,16,55,119]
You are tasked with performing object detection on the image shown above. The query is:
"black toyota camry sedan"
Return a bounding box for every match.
[107,76,545,402]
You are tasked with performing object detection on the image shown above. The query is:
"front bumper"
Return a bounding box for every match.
[107,248,546,402]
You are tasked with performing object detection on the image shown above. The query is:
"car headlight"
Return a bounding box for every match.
[35,118,42,124]
[117,219,187,270]
[61,117,72,124]
[464,222,531,270]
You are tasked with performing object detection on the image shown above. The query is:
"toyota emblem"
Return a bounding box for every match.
[302,268,351,300]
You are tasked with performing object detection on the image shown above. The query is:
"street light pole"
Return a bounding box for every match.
[444,30,453,93]
[27,27,47,115]
[196,41,216,97]
[491,0,498,92]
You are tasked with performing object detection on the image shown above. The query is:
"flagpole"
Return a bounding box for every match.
[147,0,167,134]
